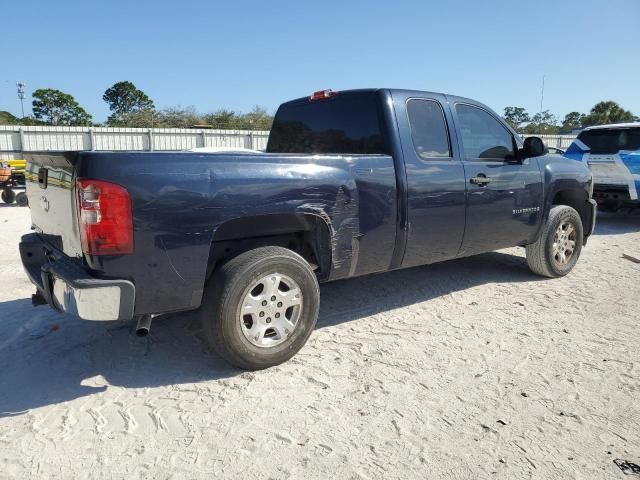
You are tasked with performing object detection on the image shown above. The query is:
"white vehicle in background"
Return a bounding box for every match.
[564,123,640,211]
[545,146,565,155]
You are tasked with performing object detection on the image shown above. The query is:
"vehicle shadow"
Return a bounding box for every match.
[593,210,640,235]
[316,250,535,328]
[0,250,537,417]
[0,300,238,418]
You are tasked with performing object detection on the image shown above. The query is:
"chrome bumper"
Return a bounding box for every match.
[19,233,135,321]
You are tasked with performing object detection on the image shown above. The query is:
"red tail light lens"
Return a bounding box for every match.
[309,89,337,101]
[77,179,133,255]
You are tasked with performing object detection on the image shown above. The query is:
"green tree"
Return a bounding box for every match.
[202,109,240,129]
[154,106,201,128]
[31,89,92,125]
[111,109,154,128]
[560,111,585,132]
[103,81,154,126]
[503,106,530,131]
[0,111,18,125]
[200,107,273,130]
[582,101,635,126]
[112,105,274,130]
[522,110,559,134]
[241,106,273,130]
[0,111,46,126]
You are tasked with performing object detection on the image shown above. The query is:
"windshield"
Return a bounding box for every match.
[266,91,388,154]
[577,127,640,154]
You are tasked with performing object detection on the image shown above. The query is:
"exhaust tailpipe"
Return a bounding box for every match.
[135,315,153,337]
[32,291,48,306]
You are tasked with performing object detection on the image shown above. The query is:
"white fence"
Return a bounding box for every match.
[0,125,270,161]
[522,134,577,149]
[0,125,577,161]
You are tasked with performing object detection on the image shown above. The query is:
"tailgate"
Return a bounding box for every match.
[585,153,639,200]
[586,154,628,185]
[25,153,83,257]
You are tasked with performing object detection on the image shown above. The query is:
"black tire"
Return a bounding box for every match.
[1,189,15,204]
[201,246,320,370]
[15,192,28,207]
[526,205,584,278]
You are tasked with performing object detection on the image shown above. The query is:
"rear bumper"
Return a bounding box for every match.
[593,184,639,207]
[19,233,135,321]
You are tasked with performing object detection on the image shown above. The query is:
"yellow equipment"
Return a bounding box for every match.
[1,159,27,206]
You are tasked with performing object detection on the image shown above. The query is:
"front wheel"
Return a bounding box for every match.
[1,189,15,204]
[201,246,320,370]
[526,205,584,278]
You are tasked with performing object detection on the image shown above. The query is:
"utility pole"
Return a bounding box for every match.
[16,81,26,118]
[539,75,545,114]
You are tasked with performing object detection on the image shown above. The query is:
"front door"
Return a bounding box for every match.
[453,103,544,256]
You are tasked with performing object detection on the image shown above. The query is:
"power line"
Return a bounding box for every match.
[539,75,545,114]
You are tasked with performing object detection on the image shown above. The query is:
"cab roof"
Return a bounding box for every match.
[582,122,640,131]
[284,88,487,110]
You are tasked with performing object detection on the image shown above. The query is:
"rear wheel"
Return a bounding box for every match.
[201,246,320,370]
[1,189,15,204]
[15,192,28,207]
[526,205,583,278]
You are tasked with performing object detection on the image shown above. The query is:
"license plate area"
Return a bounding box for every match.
[38,167,48,189]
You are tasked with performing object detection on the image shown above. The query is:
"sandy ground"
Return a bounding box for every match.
[0,204,639,480]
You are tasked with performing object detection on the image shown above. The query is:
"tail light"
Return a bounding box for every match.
[77,179,133,255]
[309,89,337,101]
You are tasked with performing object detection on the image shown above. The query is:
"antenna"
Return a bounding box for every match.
[16,81,26,118]
[539,75,545,113]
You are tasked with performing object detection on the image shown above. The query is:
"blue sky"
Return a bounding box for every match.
[1,0,638,122]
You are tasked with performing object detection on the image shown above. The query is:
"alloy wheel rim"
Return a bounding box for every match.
[239,273,303,348]
[552,221,576,266]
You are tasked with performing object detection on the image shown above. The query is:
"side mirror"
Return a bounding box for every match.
[520,136,546,158]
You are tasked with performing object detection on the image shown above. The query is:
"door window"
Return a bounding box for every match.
[407,99,451,159]
[455,104,515,160]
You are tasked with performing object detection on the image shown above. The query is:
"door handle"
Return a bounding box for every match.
[470,174,491,186]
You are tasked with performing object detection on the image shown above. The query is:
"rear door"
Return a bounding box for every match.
[394,92,467,268]
[452,103,543,256]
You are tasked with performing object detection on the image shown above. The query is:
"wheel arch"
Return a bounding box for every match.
[207,213,333,282]
[549,188,594,240]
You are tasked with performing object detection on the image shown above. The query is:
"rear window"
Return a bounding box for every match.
[407,99,451,159]
[578,127,640,154]
[266,91,387,154]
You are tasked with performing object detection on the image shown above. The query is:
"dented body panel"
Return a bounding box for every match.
[42,151,398,314]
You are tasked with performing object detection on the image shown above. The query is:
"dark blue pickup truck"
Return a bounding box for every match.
[20,88,596,369]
